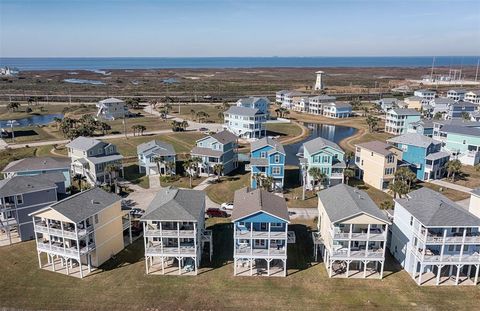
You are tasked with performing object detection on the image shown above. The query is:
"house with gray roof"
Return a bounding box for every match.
[322,102,352,118]
[316,184,391,279]
[30,187,130,278]
[236,96,270,115]
[96,97,128,120]
[390,187,480,286]
[232,187,291,277]
[140,187,212,275]
[137,140,176,176]
[191,130,238,176]
[224,106,268,139]
[306,95,336,115]
[0,173,65,246]
[2,156,71,188]
[385,109,421,135]
[66,136,124,186]
[465,90,480,104]
[249,137,286,191]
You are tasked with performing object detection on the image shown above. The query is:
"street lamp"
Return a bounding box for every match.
[6,120,19,143]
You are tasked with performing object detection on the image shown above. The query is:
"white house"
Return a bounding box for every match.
[96,98,128,120]
[390,188,480,286]
[236,97,270,115]
[282,91,307,109]
[446,89,466,101]
[137,140,176,176]
[307,95,336,115]
[465,90,480,104]
[414,89,436,100]
[224,106,267,139]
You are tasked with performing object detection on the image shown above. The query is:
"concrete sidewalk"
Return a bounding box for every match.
[429,180,473,194]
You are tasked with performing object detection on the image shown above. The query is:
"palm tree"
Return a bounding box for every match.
[394,167,417,191]
[213,163,224,181]
[131,125,138,136]
[165,161,175,176]
[344,168,355,185]
[104,164,118,186]
[366,115,379,133]
[7,102,19,112]
[182,159,194,188]
[308,167,326,189]
[99,122,111,135]
[137,125,146,136]
[445,159,462,182]
[388,180,409,198]
[180,120,189,131]
[73,174,87,191]
[345,151,355,168]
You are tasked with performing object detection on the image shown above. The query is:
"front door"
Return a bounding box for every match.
[260,223,267,231]
[254,239,266,249]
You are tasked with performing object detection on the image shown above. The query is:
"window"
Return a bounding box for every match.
[274,154,280,163]
[409,216,413,226]
[254,239,266,247]
[94,214,99,224]
[271,223,282,228]
[272,167,281,175]
[371,152,374,156]
[401,145,408,152]
[260,152,266,158]
[16,195,23,205]
[385,168,395,175]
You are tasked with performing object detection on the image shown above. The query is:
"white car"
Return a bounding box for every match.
[221,202,234,210]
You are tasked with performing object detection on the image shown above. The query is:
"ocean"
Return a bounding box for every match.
[0,56,478,71]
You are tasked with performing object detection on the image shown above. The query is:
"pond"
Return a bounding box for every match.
[0,114,64,128]
[63,78,106,85]
[284,122,358,165]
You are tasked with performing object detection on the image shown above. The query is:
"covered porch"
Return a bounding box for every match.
[414,263,480,286]
[234,258,286,277]
[145,255,198,276]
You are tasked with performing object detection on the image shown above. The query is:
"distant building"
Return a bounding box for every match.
[438,125,480,165]
[317,184,391,279]
[404,96,429,110]
[413,89,436,100]
[429,97,456,117]
[315,71,325,90]
[2,156,71,189]
[387,133,449,181]
[465,90,480,104]
[141,187,212,276]
[191,130,238,176]
[446,89,466,101]
[30,188,130,278]
[322,102,352,118]
[447,101,477,119]
[66,136,124,186]
[384,109,421,135]
[275,90,289,104]
[236,97,270,115]
[137,140,176,176]
[407,119,434,137]
[355,141,400,190]
[299,137,346,189]
[96,98,128,120]
[308,95,336,115]
[224,106,267,139]
[282,91,307,109]
[249,137,285,191]
[232,187,291,277]
[0,173,65,246]
[390,188,480,286]
[377,98,402,112]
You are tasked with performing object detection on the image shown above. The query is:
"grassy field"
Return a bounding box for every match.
[160,174,207,189]
[0,103,96,121]
[170,103,225,123]
[0,224,478,310]
[123,164,150,189]
[0,145,62,171]
[109,115,172,133]
[442,165,480,190]
[421,182,472,201]
[206,169,250,204]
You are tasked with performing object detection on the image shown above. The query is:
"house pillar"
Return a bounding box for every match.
[88,255,92,273]
[417,264,423,285]
[145,256,149,274]
[283,259,287,277]
[380,260,385,279]
[346,260,350,278]
[449,265,453,276]
[234,259,237,276]
[79,259,83,278]
[267,259,270,277]
[436,265,442,285]
[474,264,479,285]
[66,258,70,276]
[37,252,42,269]
[467,265,472,280]
[194,256,198,275]
[250,259,253,276]
[52,255,56,272]
[363,260,367,278]
[455,264,462,285]
[178,257,182,275]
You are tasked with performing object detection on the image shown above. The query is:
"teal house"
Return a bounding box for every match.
[441,125,480,165]
[249,137,285,191]
[299,137,346,190]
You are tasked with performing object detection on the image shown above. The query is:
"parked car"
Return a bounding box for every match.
[198,127,209,132]
[221,202,234,210]
[206,208,228,218]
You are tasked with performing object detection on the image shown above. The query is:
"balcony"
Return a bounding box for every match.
[330,227,386,241]
[34,221,93,239]
[416,229,480,244]
[144,228,195,238]
[145,245,196,256]
[234,246,286,257]
[330,172,344,179]
[0,218,17,227]
[234,230,287,239]
[415,249,480,264]
[331,248,385,259]
[36,240,94,257]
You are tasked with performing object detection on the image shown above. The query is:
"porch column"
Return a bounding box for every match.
[328,258,333,278]
[37,252,42,269]
[346,260,350,278]
[66,258,70,275]
[267,259,270,277]
[194,256,198,275]
[79,259,83,278]
[178,257,182,275]
[449,265,453,277]
[467,265,472,281]
[363,260,367,278]
[474,264,479,285]
[455,265,462,285]
[417,264,423,285]
[234,259,237,276]
[380,260,385,279]
[161,256,165,275]
[52,255,56,272]
[283,259,287,277]
[128,213,133,244]
[250,259,253,276]
[145,256,149,274]
[88,255,92,273]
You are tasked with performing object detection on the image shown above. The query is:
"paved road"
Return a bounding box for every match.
[429,180,473,194]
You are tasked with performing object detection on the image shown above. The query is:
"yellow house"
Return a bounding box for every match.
[355,141,401,190]
[316,184,391,279]
[30,188,131,278]
[404,96,425,110]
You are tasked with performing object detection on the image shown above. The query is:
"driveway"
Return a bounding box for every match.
[288,208,318,220]
[429,180,473,194]
[143,106,223,132]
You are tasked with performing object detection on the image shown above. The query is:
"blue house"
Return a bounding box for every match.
[232,187,291,277]
[387,133,450,181]
[249,137,285,191]
[447,101,477,119]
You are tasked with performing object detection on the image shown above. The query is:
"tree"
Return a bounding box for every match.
[104,164,119,186]
[180,120,189,131]
[345,151,355,168]
[164,103,173,115]
[445,159,462,182]
[388,179,409,198]
[308,167,326,189]
[99,122,111,135]
[73,174,87,191]
[182,157,201,188]
[7,102,19,112]
[379,200,394,210]
[344,168,355,185]
[433,112,443,120]
[461,111,471,121]
[213,163,224,181]
[394,167,417,191]
[366,115,379,133]
[253,174,273,191]
[137,125,146,136]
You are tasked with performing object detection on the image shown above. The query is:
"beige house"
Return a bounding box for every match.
[404,96,426,110]
[30,188,132,278]
[316,184,391,279]
[470,189,480,218]
[355,141,402,190]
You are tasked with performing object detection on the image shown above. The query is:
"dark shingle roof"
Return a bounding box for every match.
[211,130,238,144]
[141,188,205,221]
[318,184,390,224]
[2,156,70,173]
[390,108,421,116]
[191,146,223,157]
[396,188,480,227]
[45,188,121,222]
[232,187,289,222]
[0,173,64,197]
[250,137,285,154]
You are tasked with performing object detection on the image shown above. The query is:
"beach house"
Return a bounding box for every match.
[0,173,65,246]
[446,101,477,119]
[407,119,434,137]
[307,95,336,115]
[191,130,238,176]
[30,188,131,278]
[446,89,466,101]
[355,141,401,190]
[439,125,480,165]
[299,137,346,189]
[322,102,352,118]
[96,97,128,120]
[430,97,456,117]
[387,133,449,181]
[316,184,391,279]
[137,140,176,176]
[384,109,421,135]
[377,98,401,112]
[404,96,428,110]
[390,188,480,286]
[224,106,267,139]
[236,97,270,115]
[465,90,480,104]
[2,156,71,189]
[141,187,212,276]
[414,89,436,100]
[67,136,124,186]
[275,90,288,104]
[249,137,285,191]
[282,91,307,109]
[232,187,291,277]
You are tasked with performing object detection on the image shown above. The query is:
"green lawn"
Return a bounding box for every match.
[206,170,250,204]
[160,174,207,189]
[123,164,150,189]
[0,225,477,310]
[170,103,225,123]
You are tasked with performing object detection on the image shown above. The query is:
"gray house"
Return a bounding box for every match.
[137,140,176,176]
[2,156,71,189]
[191,130,238,176]
[0,173,65,246]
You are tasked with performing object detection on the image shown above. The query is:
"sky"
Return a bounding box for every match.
[0,0,479,57]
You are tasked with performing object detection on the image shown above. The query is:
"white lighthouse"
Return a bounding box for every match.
[314,71,324,90]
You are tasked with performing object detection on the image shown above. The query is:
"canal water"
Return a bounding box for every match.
[0,114,64,128]
[284,122,357,166]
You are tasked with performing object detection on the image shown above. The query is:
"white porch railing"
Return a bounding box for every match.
[234,247,286,257]
[331,248,385,259]
[234,230,287,239]
[145,245,196,256]
[144,229,196,238]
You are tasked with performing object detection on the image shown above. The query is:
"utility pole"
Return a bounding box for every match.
[123,110,128,139]
[475,59,479,82]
